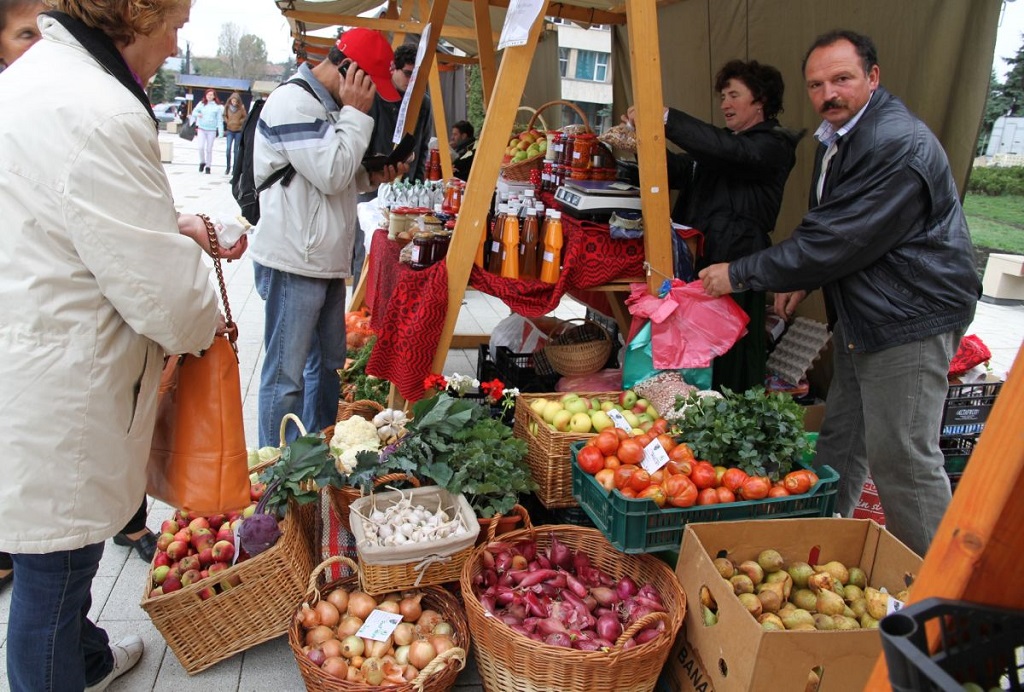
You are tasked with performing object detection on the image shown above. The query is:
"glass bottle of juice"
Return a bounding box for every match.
[519,206,540,280]
[539,209,563,284]
[487,204,507,275]
[500,206,521,279]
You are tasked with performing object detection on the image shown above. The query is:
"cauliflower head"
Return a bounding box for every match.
[330,416,381,459]
[335,441,379,475]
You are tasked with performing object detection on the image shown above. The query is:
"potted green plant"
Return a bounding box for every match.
[351,390,535,530]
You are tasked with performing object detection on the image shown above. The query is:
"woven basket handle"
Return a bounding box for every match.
[411,646,467,690]
[371,473,422,491]
[528,99,592,133]
[615,610,672,648]
[278,413,308,446]
[485,503,533,543]
[550,318,611,344]
[516,105,548,132]
[304,556,361,602]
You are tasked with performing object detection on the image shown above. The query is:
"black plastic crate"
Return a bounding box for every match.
[941,381,1003,436]
[494,346,560,392]
[940,435,977,475]
[881,597,1024,691]
[584,308,622,369]
[476,344,500,383]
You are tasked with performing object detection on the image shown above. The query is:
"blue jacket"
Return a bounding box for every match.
[192,101,223,135]
[729,87,979,353]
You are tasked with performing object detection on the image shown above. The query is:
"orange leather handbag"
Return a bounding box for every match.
[146,215,250,514]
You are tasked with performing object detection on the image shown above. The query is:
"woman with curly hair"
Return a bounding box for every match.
[625,60,803,393]
[0,1,244,689]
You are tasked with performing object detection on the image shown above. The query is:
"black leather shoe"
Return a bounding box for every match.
[113,531,157,563]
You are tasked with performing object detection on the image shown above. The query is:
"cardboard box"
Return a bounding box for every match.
[675,519,921,692]
[661,627,717,692]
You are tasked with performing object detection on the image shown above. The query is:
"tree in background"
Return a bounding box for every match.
[466,64,485,137]
[217,22,242,75]
[980,39,1024,154]
[147,67,176,104]
[215,22,268,80]
[238,34,269,80]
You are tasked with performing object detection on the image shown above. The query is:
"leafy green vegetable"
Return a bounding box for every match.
[359,393,535,518]
[257,432,346,517]
[673,387,808,480]
[341,336,389,405]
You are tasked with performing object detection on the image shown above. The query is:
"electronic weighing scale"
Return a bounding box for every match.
[554,180,642,220]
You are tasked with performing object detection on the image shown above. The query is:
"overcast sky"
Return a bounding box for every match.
[179,0,1024,75]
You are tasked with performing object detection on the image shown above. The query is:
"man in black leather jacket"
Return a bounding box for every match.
[700,30,980,556]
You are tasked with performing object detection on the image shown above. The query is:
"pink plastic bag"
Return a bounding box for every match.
[626,279,749,369]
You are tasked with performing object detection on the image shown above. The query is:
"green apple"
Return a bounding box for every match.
[619,390,639,409]
[569,412,593,433]
[600,401,616,412]
[623,411,640,428]
[647,403,660,419]
[563,395,588,415]
[530,398,549,416]
[636,413,654,425]
[631,427,645,436]
[635,398,651,412]
[640,420,654,432]
[590,410,613,432]
[552,410,573,432]
[542,401,563,423]
[590,397,602,410]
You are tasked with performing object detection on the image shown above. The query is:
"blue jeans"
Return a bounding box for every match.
[225,130,241,172]
[7,543,113,691]
[254,262,347,446]
[814,324,961,556]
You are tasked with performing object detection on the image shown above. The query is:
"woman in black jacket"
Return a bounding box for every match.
[626,60,801,393]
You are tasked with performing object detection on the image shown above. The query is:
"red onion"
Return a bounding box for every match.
[621,637,637,650]
[517,569,558,588]
[479,594,496,614]
[573,549,591,575]
[536,617,568,636]
[635,627,663,645]
[495,552,513,572]
[544,632,573,648]
[633,596,666,613]
[584,596,597,612]
[594,606,616,619]
[596,613,623,642]
[535,554,552,570]
[616,576,639,600]
[481,550,495,569]
[495,587,516,605]
[506,603,527,621]
[520,541,537,562]
[548,534,573,571]
[307,648,327,667]
[638,584,663,604]
[565,573,588,599]
[573,639,603,651]
[590,587,619,607]
[525,592,549,618]
[500,614,524,626]
[522,617,539,633]
[592,638,614,648]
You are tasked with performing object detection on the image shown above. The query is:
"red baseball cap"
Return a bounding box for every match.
[335,28,401,102]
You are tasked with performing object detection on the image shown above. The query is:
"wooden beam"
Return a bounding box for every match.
[417,0,454,179]
[626,0,674,294]
[400,0,448,145]
[430,1,551,377]
[390,0,417,48]
[437,53,479,65]
[282,10,495,43]
[473,0,498,109]
[866,344,1024,689]
[479,0,627,25]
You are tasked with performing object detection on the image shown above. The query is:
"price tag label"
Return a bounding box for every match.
[641,438,670,475]
[885,595,905,617]
[231,522,242,566]
[607,409,633,433]
[356,609,404,641]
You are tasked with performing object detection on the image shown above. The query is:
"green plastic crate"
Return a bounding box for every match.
[570,440,839,553]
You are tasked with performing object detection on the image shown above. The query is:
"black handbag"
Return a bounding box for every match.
[178,119,196,141]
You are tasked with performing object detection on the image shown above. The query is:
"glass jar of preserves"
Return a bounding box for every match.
[410,232,434,269]
[572,133,595,172]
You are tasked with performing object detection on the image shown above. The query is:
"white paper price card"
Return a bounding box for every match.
[356,609,404,641]
[607,409,633,433]
[885,595,905,617]
[641,438,670,475]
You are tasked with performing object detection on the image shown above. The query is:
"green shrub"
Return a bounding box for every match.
[968,166,1024,196]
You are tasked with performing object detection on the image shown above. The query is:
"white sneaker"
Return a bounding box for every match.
[84,635,144,691]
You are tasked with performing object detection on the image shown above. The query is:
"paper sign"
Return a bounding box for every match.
[641,438,670,475]
[393,24,431,144]
[231,522,242,566]
[356,609,404,641]
[498,0,544,50]
[885,595,905,617]
[607,409,633,433]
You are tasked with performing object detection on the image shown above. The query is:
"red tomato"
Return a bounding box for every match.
[638,485,667,508]
[595,431,620,456]
[715,486,736,504]
[628,469,652,493]
[619,487,637,499]
[714,466,728,485]
[655,433,677,453]
[690,462,718,490]
[784,470,818,495]
[739,476,772,500]
[663,474,698,508]
[603,455,621,470]
[614,428,630,441]
[614,466,637,490]
[577,445,605,475]
[651,418,670,435]
[594,468,616,492]
[721,468,749,493]
[768,486,790,498]
[666,459,693,476]
[617,439,644,465]
[634,433,653,448]
[669,443,695,463]
[697,488,719,505]
[648,469,666,486]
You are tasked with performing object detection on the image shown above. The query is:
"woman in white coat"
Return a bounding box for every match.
[0,1,243,689]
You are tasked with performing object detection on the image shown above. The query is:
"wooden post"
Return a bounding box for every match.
[625,0,674,294]
[473,1,498,109]
[429,1,551,375]
[865,344,1024,689]
[418,0,454,179]
[399,0,449,141]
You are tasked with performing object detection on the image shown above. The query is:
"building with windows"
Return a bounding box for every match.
[555,20,613,133]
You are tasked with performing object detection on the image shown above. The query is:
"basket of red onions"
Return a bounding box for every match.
[460,523,686,692]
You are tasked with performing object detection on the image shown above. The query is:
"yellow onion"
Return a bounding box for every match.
[320,638,344,660]
[340,635,364,659]
[393,622,416,646]
[315,600,340,628]
[399,594,424,622]
[326,588,349,613]
[408,640,437,670]
[298,604,320,629]
[305,625,335,647]
[429,634,456,656]
[322,657,349,679]
[377,600,401,616]
[394,644,411,666]
[347,591,377,621]
[337,615,363,638]
[416,610,443,635]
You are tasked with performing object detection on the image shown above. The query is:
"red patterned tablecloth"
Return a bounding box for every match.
[366,220,644,401]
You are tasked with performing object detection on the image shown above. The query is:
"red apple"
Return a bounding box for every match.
[197,586,216,601]
[190,528,214,549]
[215,527,234,543]
[180,569,202,587]
[156,532,176,552]
[199,569,209,579]
[162,574,182,593]
[198,547,214,567]
[173,528,192,545]
[207,562,229,575]
[166,540,189,561]
[188,517,210,532]
[250,482,266,502]
[151,565,171,585]
[149,586,164,598]
[152,551,171,568]
[207,514,226,531]
[160,519,179,535]
[212,540,235,563]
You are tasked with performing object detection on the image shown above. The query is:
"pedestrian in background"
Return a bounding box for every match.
[224,91,246,175]
[700,30,980,556]
[192,87,223,173]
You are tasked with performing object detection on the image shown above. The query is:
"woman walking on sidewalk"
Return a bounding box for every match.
[192,88,222,173]
[223,91,246,175]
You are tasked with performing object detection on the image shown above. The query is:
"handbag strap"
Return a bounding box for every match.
[197,213,237,345]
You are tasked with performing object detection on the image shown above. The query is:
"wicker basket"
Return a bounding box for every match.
[501,100,590,183]
[460,524,685,692]
[542,318,613,377]
[336,399,384,423]
[141,501,316,674]
[512,391,620,508]
[328,473,421,533]
[289,556,469,691]
[350,486,479,595]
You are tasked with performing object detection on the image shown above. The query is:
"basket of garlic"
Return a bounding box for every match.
[349,485,479,595]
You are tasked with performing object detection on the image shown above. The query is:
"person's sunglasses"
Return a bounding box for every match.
[400,68,414,78]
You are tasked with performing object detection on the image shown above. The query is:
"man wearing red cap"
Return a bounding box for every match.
[248,28,406,446]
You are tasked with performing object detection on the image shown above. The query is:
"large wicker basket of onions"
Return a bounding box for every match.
[289,556,469,690]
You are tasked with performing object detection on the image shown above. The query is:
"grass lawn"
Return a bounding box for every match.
[963,194,1024,254]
